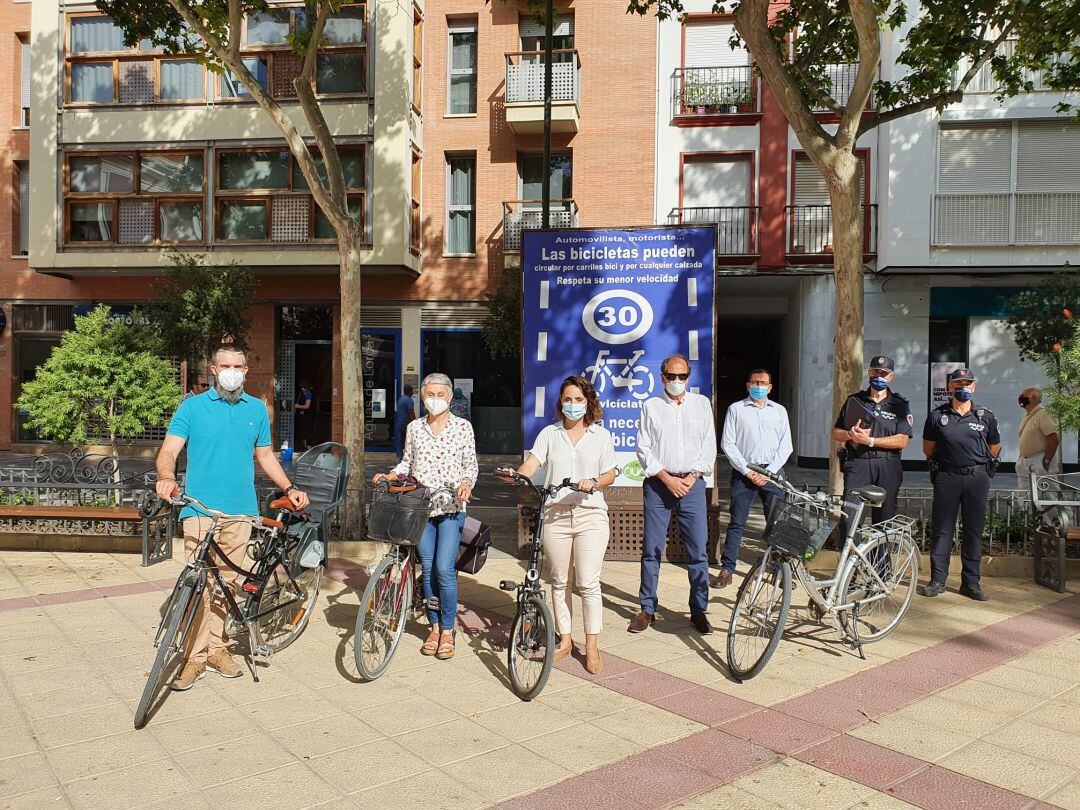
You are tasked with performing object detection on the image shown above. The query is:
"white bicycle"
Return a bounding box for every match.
[584,349,654,400]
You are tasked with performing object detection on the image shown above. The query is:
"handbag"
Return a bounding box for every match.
[366,485,431,545]
[455,515,492,574]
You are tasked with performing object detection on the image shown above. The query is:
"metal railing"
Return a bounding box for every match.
[932,192,1080,246]
[667,206,759,255]
[672,66,759,119]
[807,62,878,111]
[897,488,1035,557]
[502,199,578,252]
[785,204,877,255]
[505,50,580,104]
[961,40,1056,94]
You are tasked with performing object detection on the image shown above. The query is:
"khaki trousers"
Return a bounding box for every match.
[543,506,609,636]
[182,517,252,664]
[1017,453,1061,493]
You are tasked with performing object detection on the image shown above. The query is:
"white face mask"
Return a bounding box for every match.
[665,379,687,397]
[217,367,245,392]
[424,396,450,415]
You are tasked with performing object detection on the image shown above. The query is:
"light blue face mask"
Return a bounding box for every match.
[562,402,588,421]
[749,385,769,401]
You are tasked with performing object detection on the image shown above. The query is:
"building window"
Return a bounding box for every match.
[445,155,475,255]
[13,162,29,256]
[411,149,422,254]
[933,121,1080,246]
[518,152,573,204]
[412,7,423,112]
[677,18,755,116]
[518,14,574,54]
[678,155,754,253]
[18,35,31,126]
[447,20,477,115]
[63,151,205,245]
[789,152,869,254]
[215,146,366,242]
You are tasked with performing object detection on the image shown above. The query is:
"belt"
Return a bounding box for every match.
[938,464,982,475]
[850,450,901,460]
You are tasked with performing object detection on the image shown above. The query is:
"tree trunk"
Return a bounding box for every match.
[338,228,366,542]
[823,150,866,494]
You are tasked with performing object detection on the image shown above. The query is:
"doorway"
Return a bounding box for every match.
[714,317,783,436]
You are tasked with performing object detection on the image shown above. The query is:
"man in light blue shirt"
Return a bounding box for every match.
[713,368,792,588]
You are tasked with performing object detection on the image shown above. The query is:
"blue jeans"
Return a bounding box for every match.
[418,511,465,628]
[639,477,710,616]
[393,422,408,461]
[721,471,781,573]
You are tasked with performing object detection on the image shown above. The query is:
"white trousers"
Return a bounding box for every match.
[543,506,609,636]
[1017,452,1062,494]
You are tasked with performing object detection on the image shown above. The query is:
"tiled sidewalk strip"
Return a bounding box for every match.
[0,578,175,612]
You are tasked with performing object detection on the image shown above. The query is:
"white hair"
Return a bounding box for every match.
[421,372,453,395]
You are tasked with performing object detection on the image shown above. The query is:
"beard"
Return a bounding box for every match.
[216,384,244,404]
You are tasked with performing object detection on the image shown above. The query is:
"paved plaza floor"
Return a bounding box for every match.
[0,544,1077,810]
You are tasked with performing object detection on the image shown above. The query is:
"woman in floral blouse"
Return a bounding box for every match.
[374,372,478,660]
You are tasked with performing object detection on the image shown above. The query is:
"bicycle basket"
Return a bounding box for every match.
[366,488,430,545]
[765,495,839,560]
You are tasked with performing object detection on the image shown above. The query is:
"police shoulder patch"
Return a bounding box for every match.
[907,413,914,426]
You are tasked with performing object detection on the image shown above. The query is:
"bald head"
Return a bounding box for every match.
[1020,387,1042,412]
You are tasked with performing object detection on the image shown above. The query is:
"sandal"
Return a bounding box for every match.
[435,630,456,660]
[421,628,440,656]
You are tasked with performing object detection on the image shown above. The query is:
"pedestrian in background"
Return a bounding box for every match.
[712,369,792,589]
[394,383,416,462]
[921,368,1000,601]
[501,375,617,674]
[831,356,911,532]
[631,354,717,635]
[1017,387,1061,487]
[450,386,472,421]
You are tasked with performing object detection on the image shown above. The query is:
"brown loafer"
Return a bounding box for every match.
[628,610,655,634]
[711,569,733,589]
[690,613,713,635]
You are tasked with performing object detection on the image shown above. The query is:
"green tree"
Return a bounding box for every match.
[100,0,370,528]
[141,254,257,380]
[484,266,522,360]
[1041,318,1080,435]
[1005,270,1080,364]
[624,0,1078,487]
[16,306,182,465]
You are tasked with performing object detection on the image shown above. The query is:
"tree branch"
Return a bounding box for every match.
[734,0,832,154]
[836,0,879,150]
[858,21,1016,137]
[227,0,242,58]
[792,59,843,115]
[165,0,349,226]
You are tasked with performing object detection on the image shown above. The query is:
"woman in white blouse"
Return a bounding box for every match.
[374,372,478,661]
[501,375,617,674]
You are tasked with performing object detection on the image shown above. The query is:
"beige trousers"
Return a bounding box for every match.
[182,517,252,664]
[543,506,609,636]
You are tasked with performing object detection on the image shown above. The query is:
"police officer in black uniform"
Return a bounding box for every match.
[921,368,1001,601]
[832,356,911,529]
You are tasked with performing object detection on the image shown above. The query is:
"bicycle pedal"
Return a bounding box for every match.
[252,645,273,664]
[499,580,517,591]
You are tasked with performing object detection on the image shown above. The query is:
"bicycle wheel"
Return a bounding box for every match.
[838,532,919,643]
[254,564,324,653]
[507,593,555,701]
[354,553,412,681]
[726,551,792,681]
[134,569,201,729]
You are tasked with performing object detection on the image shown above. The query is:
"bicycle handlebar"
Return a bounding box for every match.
[746,464,840,510]
[496,469,584,498]
[167,493,279,529]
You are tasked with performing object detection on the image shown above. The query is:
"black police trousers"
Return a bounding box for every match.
[930,469,990,588]
[842,455,902,525]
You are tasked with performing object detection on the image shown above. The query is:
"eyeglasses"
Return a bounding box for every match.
[663,373,690,381]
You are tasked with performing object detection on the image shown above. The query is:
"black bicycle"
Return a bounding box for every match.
[134,493,323,729]
[496,471,582,701]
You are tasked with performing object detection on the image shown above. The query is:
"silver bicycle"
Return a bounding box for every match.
[726,464,920,680]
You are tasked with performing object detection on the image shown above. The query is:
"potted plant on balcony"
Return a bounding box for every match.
[720,83,754,114]
[682,77,708,114]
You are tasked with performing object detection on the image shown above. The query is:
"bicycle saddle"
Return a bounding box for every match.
[851,485,887,506]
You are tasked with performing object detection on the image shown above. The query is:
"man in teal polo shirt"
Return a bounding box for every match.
[155,345,308,692]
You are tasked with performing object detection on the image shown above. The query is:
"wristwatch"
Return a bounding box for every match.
[691,471,702,480]
[869,437,876,449]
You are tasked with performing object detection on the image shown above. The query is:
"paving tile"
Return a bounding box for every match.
[214,762,343,809]
[937,740,1076,800]
[427,677,522,716]
[863,656,965,696]
[595,664,695,701]
[62,758,196,810]
[936,679,1050,716]
[673,782,785,809]
[774,690,876,732]
[892,695,1016,738]
[130,791,212,810]
[470,698,578,742]
[0,785,71,809]
[45,729,167,783]
[350,767,487,810]
[732,759,871,809]
[175,733,298,787]
[238,689,341,730]
[307,738,431,793]
[316,678,414,713]
[1025,700,1080,737]
[0,722,38,760]
[0,752,57,798]
[1009,651,1080,683]
[592,703,706,748]
[583,746,718,808]
[1043,777,1080,810]
[888,764,1038,810]
[148,705,270,754]
[650,684,759,727]
[493,774,624,810]
[518,721,642,774]
[972,663,1078,698]
[797,734,927,790]
[356,695,461,737]
[988,719,1080,770]
[274,712,382,759]
[818,672,923,719]
[396,717,512,766]
[849,713,977,763]
[702,673,811,706]
[661,728,779,781]
[535,682,640,721]
[720,708,838,755]
[430,744,575,803]
[846,792,921,809]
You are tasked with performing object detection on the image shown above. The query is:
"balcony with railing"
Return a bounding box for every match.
[672,66,760,123]
[786,204,878,258]
[504,50,580,134]
[932,193,1080,246]
[502,199,578,252]
[960,40,1057,94]
[667,206,759,257]
[808,63,878,112]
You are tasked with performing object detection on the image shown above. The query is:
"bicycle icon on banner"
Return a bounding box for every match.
[585,349,654,400]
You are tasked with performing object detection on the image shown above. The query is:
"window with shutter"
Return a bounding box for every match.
[19,37,31,126]
[1015,121,1080,244]
[15,162,29,256]
[683,20,747,69]
[791,153,867,254]
[934,124,1012,245]
[682,158,752,253]
[792,154,865,205]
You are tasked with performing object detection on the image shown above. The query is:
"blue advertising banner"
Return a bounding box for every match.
[522,226,715,486]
